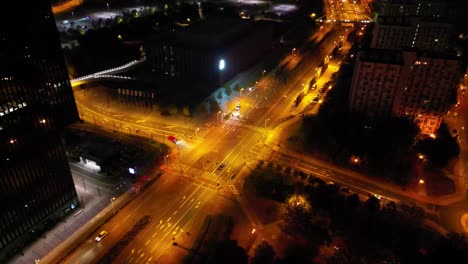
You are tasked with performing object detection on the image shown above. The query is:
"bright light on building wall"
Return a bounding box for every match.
[219,59,225,71]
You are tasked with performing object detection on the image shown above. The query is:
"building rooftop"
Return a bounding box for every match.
[176,16,252,48]
[405,48,460,60]
[377,15,451,26]
[359,49,404,64]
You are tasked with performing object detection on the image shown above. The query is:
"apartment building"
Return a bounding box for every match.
[349,49,404,119]
[349,49,461,134]
[371,16,453,52]
[394,51,461,133]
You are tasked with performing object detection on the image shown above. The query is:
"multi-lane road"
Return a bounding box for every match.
[320,0,372,23]
[63,22,350,262]
[63,1,468,262]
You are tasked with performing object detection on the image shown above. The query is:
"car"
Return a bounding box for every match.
[340,187,350,193]
[95,231,108,242]
[319,88,326,93]
[218,163,227,170]
[313,95,321,102]
[232,105,241,117]
[168,135,178,143]
[368,193,381,200]
[136,215,152,226]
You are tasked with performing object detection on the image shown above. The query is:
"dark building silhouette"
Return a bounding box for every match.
[0,1,79,260]
[146,17,273,89]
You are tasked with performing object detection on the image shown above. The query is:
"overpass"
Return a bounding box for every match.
[70,57,145,87]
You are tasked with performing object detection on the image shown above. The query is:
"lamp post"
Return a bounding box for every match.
[164,155,168,165]
[262,70,266,79]
[217,111,222,122]
[265,118,270,128]
[111,197,116,216]
[195,128,200,136]
[240,88,245,96]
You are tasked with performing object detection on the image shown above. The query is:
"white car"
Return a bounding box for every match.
[232,105,241,117]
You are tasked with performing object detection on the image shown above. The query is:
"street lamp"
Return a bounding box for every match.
[111,197,116,215]
[240,88,245,96]
[164,155,168,165]
[217,111,222,122]
[195,128,200,136]
[262,70,266,79]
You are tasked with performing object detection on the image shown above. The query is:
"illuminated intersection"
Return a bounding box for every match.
[317,0,372,24]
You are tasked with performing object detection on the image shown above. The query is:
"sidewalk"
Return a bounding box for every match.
[39,190,134,264]
[74,85,201,131]
[11,182,118,264]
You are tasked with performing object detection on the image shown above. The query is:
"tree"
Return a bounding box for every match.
[209,99,221,113]
[206,240,248,264]
[252,241,275,264]
[429,232,468,263]
[183,106,191,116]
[169,104,178,115]
[280,242,317,263]
[415,123,460,168]
[225,86,232,96]
[283,194,312,236]
[346,193,360,210]
[364,196,380,213]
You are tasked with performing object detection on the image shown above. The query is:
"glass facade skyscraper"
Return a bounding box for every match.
[0,1,79,260]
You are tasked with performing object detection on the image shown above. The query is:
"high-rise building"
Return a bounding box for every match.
[371,16,453,52]
[394,51,461,133]
[0,1,79,260]
[348,49,404,119]
[373,0,450,18]
[349,49,461,134]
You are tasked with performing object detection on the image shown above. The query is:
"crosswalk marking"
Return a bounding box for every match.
[224,119,266,133]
